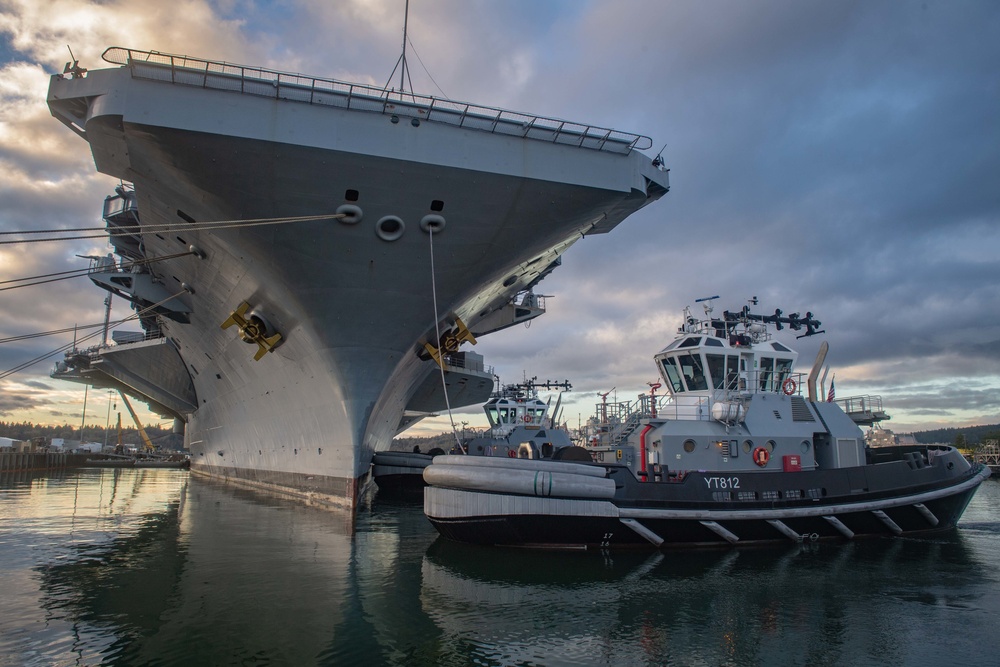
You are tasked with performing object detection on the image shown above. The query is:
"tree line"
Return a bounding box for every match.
[0,421,185,450]
[911,423,1000,449]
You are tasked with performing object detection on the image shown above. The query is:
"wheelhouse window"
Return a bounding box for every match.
[775,358,793,388]
[705,354,742,391]
[677,353,708,391]
[759,357,775,392]
[707,354,726,390]
[661,357,684,393]
[726,355,739,390]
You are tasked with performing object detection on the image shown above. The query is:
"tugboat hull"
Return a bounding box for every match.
[424,454,990,549]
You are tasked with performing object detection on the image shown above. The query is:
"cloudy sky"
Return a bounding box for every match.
[0,0,997,437]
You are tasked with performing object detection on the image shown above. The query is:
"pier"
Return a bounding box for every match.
[973,442,1000,475]
[0,452,89,473]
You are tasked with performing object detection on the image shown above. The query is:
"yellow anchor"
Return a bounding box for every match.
[423,317,477,369]
[221,302,282,361]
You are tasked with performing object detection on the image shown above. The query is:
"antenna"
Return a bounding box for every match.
[399,0,410,93]
[695,295,719,316]
[383,0,415,98]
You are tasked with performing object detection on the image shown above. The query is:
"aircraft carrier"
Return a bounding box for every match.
[47,47,669,512]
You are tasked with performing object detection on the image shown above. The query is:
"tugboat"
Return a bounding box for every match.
[423,298,990,549]
[373,378,578,492]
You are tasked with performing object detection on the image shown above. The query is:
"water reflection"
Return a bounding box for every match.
[10,471,356,666]
[418,534,994,666]
[4,471,999,666]
[36,496,187,663]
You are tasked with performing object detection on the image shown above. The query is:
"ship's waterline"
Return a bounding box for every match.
[47,48,670,511]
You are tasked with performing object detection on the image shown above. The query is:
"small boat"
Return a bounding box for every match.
[423,298,990,549]
[373,378,581,492]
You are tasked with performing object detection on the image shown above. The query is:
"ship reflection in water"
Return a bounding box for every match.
[1,469,998,665]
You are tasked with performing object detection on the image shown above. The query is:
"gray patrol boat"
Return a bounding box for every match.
[47,47,669,511]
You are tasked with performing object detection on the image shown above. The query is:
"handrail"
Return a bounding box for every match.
[100,47,652,155]
[835,395,887,416]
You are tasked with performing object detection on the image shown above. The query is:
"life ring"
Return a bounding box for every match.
[522,415,532,423]
[507,449,516,458]
[753,447,770,467]
[782,378,797,395]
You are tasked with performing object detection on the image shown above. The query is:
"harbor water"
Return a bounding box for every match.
[1,468,998,666]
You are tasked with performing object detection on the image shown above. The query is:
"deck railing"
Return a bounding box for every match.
[101,47,652,155]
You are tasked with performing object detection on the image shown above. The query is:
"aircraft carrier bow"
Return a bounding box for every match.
[47,47,669,512]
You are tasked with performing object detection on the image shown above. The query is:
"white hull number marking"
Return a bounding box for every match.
[705,476,741,489]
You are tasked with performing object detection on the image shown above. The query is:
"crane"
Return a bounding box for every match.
[118,390,154,453]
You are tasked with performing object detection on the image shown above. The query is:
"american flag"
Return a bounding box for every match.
[827,375,835,402]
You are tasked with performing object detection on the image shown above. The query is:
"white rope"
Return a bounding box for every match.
[428,228,465,453]
[0,287,190,379]
[0,213,345,245]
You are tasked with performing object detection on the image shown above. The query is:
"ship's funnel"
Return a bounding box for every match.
[807,341,829,402]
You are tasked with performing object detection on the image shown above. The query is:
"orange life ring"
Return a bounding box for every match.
[753,447,770,467]
[523,414,532,423]
[507,449,516,458]
[782,378,797,395]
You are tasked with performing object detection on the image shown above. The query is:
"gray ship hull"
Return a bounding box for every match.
[48,49,669,510]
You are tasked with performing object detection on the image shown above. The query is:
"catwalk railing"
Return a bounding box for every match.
[102,47,652,155]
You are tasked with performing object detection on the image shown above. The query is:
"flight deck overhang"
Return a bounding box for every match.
[51,338,197,420]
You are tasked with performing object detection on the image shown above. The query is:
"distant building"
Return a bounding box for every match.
[867,429,897,448]
[0,437,35,452]
[49,438,82,452]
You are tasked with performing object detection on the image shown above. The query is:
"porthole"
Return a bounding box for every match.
[683,439,697,453]
[765,440,776,453]
[430,200,444,211]
[345,189,359,202]
[375,215,405,241]
[336,204,363,225]
[742,440,753,454]
[800,439,811,453]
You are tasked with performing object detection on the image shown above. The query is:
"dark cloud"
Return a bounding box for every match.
[0,381,48,415]
[1,0,998,431]
[21,379,53,390]
[466,1,1000,431]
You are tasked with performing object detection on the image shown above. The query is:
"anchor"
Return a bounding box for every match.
[221,302,282,361]
[423,317,476,369]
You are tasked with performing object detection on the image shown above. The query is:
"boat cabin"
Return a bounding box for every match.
[588,300,866,478]
[484,394,548,436]
[654,334,797,397]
